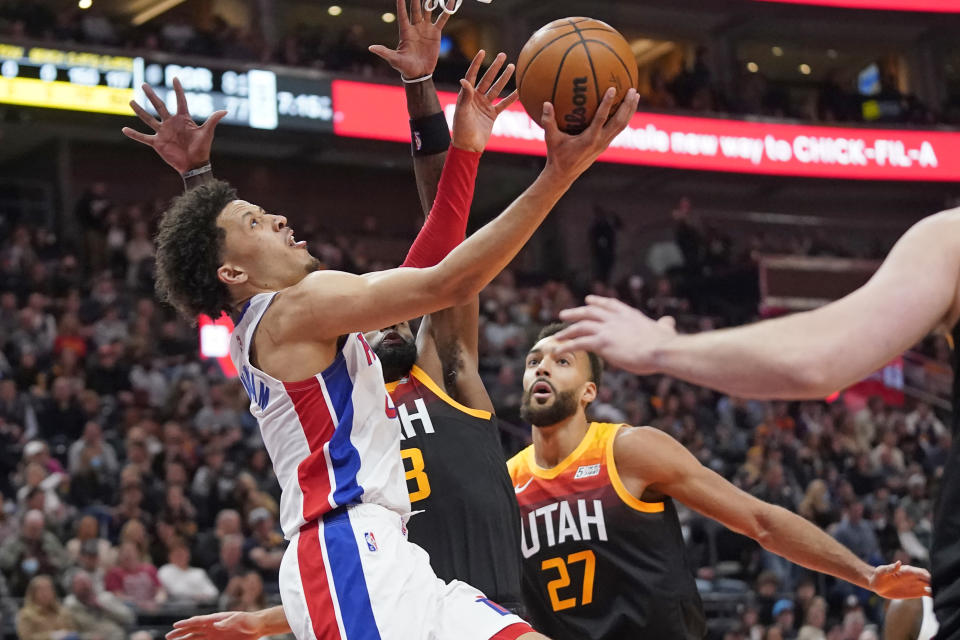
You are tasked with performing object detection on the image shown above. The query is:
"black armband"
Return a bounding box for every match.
[410,112,451,157]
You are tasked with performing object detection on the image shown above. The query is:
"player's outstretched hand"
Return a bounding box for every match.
[369,0,450,79]
[541,87,638,183]
[122,77,227,175]
[554,295,676,374]
[166,611,264,640]
[450,50,518,153]
[868,561,932,600]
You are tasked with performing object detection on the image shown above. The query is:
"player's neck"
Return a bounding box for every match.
[531,412,591,469]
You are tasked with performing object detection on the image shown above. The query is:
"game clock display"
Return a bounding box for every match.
[0,42,334,132]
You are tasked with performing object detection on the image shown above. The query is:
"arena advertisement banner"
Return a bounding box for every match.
[333,80,960,181]
[755,0,960,12]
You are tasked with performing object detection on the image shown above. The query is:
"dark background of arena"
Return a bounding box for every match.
[1,0,960,638]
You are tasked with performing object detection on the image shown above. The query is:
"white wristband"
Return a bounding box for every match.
[182,163,212,179]
[402,73,433,84]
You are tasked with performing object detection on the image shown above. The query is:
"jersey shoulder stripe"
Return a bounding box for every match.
[386,365,492,420]
[603,424,664,514]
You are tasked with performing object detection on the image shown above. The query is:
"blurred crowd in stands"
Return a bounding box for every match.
[0,171,949,640]
[0,1,954,126]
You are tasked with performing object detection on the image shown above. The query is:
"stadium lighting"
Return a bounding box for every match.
[78,0,92,8]
[772,46,784,57]
[747,61,759,73]
[799,63,812,75]
[382,12,397,22]
[328,5,343,15]
[131,0,187,25]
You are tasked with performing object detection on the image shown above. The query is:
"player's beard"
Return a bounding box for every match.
[305,257,322,273]
[376,340,418,384]
[521,385,580,427]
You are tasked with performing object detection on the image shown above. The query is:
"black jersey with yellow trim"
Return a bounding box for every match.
[386,365,523,608]
[507,422,706,640]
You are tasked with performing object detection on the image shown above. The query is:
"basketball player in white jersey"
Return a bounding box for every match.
[131,32,639,639]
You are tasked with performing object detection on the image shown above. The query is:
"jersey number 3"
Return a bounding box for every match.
[401,447,431,502]
[541,550,596,612]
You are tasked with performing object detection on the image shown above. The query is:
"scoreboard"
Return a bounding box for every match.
[0,42,333,132]
[0,43,135,115]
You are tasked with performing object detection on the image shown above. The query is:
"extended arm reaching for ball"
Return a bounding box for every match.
[556,208,960,399]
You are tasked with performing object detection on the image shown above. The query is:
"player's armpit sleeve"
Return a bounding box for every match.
[401,146,481,269]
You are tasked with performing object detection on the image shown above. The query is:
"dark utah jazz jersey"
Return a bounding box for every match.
[385,365,523,608]
[931,324,960,638]
[507,422,706,640]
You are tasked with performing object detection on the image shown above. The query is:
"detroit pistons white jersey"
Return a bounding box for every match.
[230,292,411,539]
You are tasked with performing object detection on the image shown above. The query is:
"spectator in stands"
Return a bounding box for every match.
[0,377,37,439]
[157,539,218,606]
[0,509,69,596]
[68,421,118,477]
[771,599,797,639]
[158,484,198,542]
[871,429,905,477]
[65,515,114,568]
[244,508,285,589]
[798,595,827,640]
[74,183,110,274]
[797,479,835,529]
[16,574,78,640]
[17,460,66,523]
[0,492,17,542]
[208,533,247,593]
[905,402,946,439]
[899,473,931,528]
[75,539,108,593]
[220,569,266,612]
[36,377,86,445]
[853,396,885,451]
[589,206,622,284]
[85,343,131,396]
[117,519,151,560]
[832,502,880,563]
[191,449,235,528]
[64,569,134,640]
[233,472,278,524]
[104,542,165,611]
[193,509,241,569]
[110,480,153,540]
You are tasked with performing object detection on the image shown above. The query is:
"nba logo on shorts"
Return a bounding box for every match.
[364,531,378,552]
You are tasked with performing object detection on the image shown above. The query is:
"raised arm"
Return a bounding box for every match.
[558,209,960,399]
[370,1,497,408]
[616,426,930,599]
[122,77,226,190]
[276,70,638,342]
[370,0,452,215]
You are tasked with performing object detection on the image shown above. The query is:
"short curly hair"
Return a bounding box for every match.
[155,180,237,319]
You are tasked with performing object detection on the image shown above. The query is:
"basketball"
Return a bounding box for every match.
[516,17,638,134]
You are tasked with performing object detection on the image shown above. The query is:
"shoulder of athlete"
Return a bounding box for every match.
[922,208,960,330]
[263,270,357,341]
[506,447,530,481]
[612,425,690,490]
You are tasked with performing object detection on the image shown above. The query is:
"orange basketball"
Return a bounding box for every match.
[516,18,638,134]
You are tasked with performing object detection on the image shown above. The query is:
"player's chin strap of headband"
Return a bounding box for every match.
[424,0,492,15]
